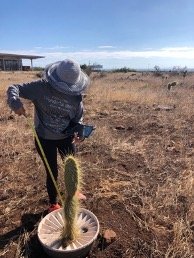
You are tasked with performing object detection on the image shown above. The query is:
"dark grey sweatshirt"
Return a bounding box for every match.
[7,79,83,140]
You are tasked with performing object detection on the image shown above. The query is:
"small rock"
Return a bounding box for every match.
[5,207,11,213]
[103,229,117,244]
[97,229,117,250]
[153,105,175,111]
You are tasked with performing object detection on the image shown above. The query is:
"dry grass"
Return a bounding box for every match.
[0,71,194,258]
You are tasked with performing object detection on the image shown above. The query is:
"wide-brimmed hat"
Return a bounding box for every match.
[44,59,90,95]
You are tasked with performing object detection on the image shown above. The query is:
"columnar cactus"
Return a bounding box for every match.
[61,155,82,247]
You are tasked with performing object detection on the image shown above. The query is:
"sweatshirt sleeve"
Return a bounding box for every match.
[7,79,42,111]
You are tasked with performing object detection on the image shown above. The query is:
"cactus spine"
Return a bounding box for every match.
[61,155,81,247]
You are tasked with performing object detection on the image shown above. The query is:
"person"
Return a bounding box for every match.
[7,59,90,213]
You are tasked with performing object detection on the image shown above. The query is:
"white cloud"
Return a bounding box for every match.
[35,46,70,50]
[2,46,194,68]
[98,45,116,49]
[38,47,194,60]
[2,46,194,60]
[160,47,194,51]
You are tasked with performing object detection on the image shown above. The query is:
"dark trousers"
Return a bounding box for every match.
[35,136,75,204]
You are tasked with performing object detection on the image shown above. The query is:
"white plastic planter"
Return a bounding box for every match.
[38,208,100,258]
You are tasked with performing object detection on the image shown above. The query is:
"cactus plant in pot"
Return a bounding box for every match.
[38,155,99,258]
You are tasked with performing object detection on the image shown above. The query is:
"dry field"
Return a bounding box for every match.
[0,71,194,258]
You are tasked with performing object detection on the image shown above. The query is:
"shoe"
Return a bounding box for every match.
[48,203,61,213]
[76,191,87,200]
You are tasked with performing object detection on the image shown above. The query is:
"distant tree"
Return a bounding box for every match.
[112,67,136,73]
[181,66,188,78]
[169,66,187,77]
[170,66,182,75]
[154,65,162,76]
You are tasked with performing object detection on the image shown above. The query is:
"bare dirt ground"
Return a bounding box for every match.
[0,71,194,258]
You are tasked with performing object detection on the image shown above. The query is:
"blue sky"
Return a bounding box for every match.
[1,0,194,69]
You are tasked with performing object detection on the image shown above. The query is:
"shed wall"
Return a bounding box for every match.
[0,59,22,71]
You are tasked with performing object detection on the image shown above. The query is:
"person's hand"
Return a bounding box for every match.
[14,107,26,117]
[72,132,84,144]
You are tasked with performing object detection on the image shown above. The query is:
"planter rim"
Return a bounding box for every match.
[38,207,100,254]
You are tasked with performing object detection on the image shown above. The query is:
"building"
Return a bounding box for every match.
[88,63,103,71]
[0,53,44,71]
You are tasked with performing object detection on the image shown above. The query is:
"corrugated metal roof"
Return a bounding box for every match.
[0,53,44,59]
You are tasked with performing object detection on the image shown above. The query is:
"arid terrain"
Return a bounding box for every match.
[0,70,194,258]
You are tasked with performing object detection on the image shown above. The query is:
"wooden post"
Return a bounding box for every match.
[3,59,5,71]
[31,59,33,70]
[19,59,22,70]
